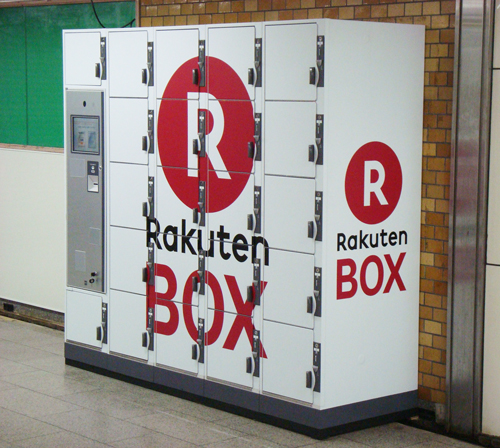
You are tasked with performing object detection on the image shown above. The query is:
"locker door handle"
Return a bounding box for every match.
[95,63,101,79]
[142,69,148,85]
[308,145,316,163]
[193,139,199,155]
[142,331,148,348]
[309,67,316,85]
[247,214,254,231]
[248,68,255,85]
[142,202,148,218]
[142,136,148,152]
[306,371,313,388]
[247,285,254,303]
[246,356,253,374]
[192,276,199,292]
[193,208,199,224]
[96,326,102,341]
[308,221,316,239]
[142,267,148,283]
[248,142,255,159]
[192,344,198,360]
[192,68,199,85]
[307,296,315,314]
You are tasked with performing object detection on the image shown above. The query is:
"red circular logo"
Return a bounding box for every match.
[345,142,402,225]
[158,57,254,213]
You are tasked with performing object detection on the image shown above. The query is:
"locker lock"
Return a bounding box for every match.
[89,271,98,284]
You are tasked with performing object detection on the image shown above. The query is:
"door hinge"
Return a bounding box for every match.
[197,249,206,295]
[315,115,324,166]
[146,241,155,286]
[196,318,205,363]
[254,38,262,88]
[142,176,155,220]
[147,110,155,154]
[247,258,261,305]
[146,307,154,351]
[198,40,206,87]
[247,185,262,234]
[99,37,107,80]
[317,36,325,88]
[147,41,154,87]
[313,267,322,317]
[251,329,261,377]
[96,302,108,344]
[313,342,321,392]
[315,191,323,241]
[193,180,206,227]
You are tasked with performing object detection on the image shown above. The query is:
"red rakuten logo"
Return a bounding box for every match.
[345,142,402,225]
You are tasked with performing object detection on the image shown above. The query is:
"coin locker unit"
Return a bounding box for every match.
[64,19,425,437]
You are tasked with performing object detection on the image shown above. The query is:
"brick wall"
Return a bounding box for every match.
[139,0,454,406]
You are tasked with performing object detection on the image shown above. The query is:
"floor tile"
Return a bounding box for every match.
[127,410,243,446]
[0,407,62,443]
[0,369,98,397]
[14,431,112,448]
[39,408,149,444]
[60,389,153,420]
[109,432,198,448]
[0,387,81,418]
[342,423,431,448]
[0,359,37,377]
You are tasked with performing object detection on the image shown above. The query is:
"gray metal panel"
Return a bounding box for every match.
[448,0,494,435]
[66,90,105,293]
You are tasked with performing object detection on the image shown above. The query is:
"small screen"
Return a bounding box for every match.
[72,116,100,154]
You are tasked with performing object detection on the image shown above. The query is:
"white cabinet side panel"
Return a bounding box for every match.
[487,72,500,264]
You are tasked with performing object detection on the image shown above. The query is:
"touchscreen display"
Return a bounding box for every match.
[72,116,100,154]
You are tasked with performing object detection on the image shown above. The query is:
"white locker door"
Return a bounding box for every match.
[206,309,255,389]
[157,98,201,170]
[264,176,316,254]
[108,31,149,98]
[109,162,148,230]
[64,32,102,86]
[206,243,258,315]
[156,166,207,241]
[264,102,317,178]
[207,172,257,250]
[263,249,315,329]
[155,243,202,307]
[66,290,103,348]
[109,290,148,361]
[265,23,318,101]
[156,28,200,100]
[110,227,148,295]
[207,26,256,101]
[156,300,200,374]
[262,321,314,404]
[109,98,150,164]
[206,98,255,174]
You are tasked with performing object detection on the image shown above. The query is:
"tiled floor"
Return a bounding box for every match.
[0,315,478,448]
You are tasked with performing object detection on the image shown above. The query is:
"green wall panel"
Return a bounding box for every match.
[0,8,27,145]
[0,2,135,148]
